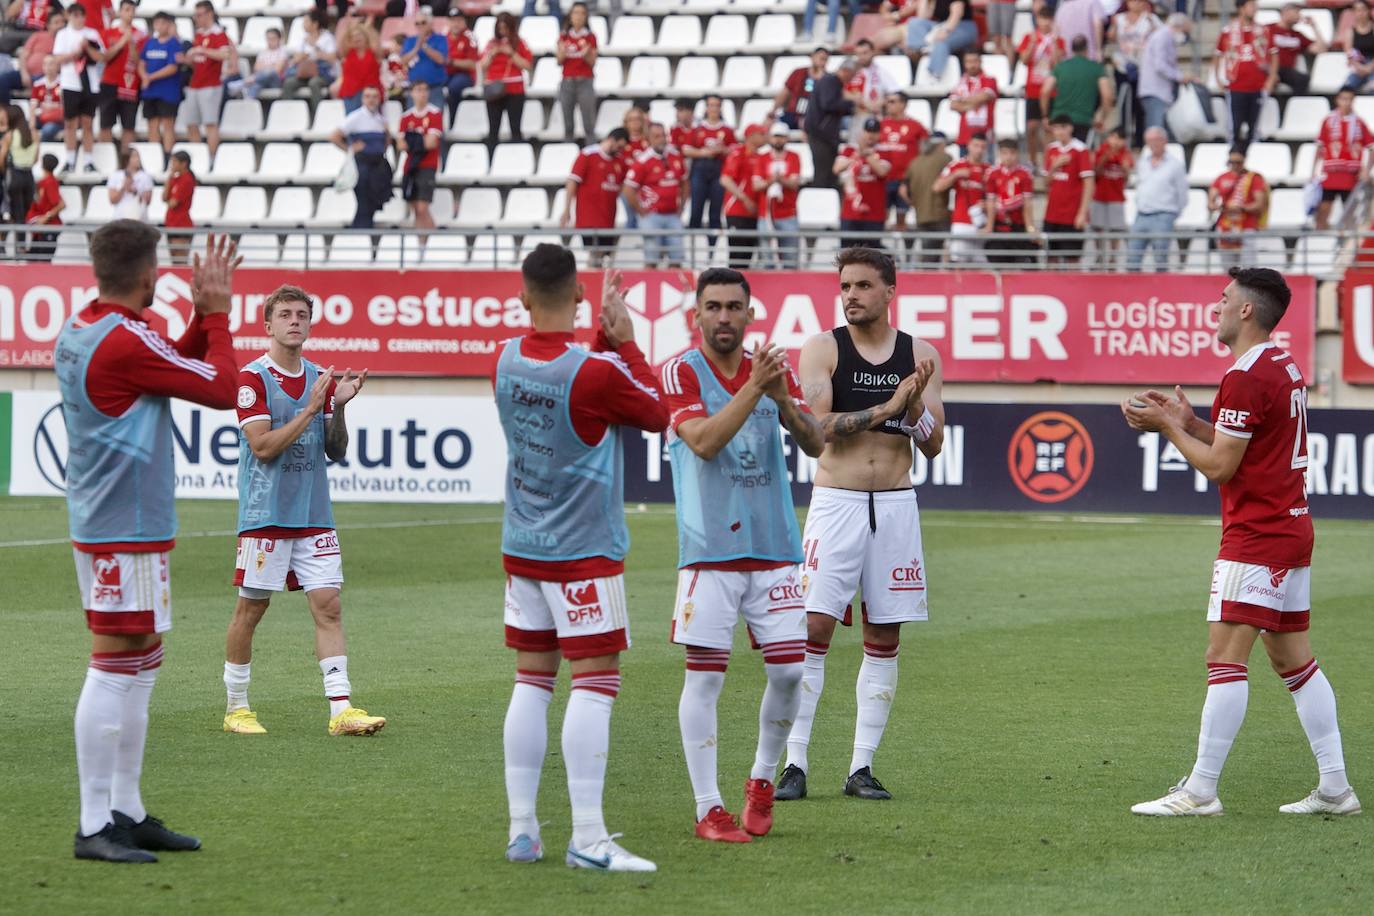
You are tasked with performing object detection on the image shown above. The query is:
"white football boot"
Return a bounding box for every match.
[1131,778,1223,816]
[565,833,657,872]
[1279,788,1361,815]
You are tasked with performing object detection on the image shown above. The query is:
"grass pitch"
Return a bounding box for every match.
[1,497,1370,915]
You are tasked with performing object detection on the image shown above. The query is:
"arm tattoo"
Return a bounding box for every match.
[779,400,825,455]
[325,404,348,461]
[821,407,881,440]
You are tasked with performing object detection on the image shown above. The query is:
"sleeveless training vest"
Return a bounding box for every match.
[830,326,915,437]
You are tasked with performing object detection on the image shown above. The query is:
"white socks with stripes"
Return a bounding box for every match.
[504,669,555,843]
[76,642,162,837]
[1188,662,1249,799]
[753,650,804,782]
[565,670,620,849]
[850,643,899,777]
[783,639,829,774]
[680,649,728,819]
[1282,658,1350,797]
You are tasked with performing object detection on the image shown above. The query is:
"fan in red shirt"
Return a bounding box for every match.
[397,81,443,232]
[186,2,235,154]
[33,62,65,141]
[670,99,696,151]
[162,150,195,265]
[555,3,597,142]
[625,123,688,267]
[1089,128,1134,258]
[561,128,629,266]
[1042,116,1095,262]
[1124,267,1358,820]
[721,125,766,268]
[1264,3,1324,95]
[876,92,928,227]
[25,153,65,261]
[950,51,997,148]
[1209,147,1269,263]
[983,139,1036,264]
[752,123,804,269]
[1018,8,1065,168]
[835,117,891,248]
[932,133,990,263]
[97,0,144,152]
[445,12,479,118]
[337,22,383,111]
[773,47,828,130]
[1314,88,1371,229]
[1215,0,1269,152]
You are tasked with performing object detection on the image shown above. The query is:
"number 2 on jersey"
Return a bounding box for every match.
[1289,387,1309,471]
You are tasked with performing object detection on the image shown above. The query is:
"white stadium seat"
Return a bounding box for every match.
[451,101,489,141]
[1308,52,1348,95]
[594,57,624,94]
[1293,143,1316,182]
[1294,235,1339,274]
[520,17,560,55]
[239,16,284,54]
[255,143,303,184]
[280,232,326,266]
[593,100,633,138]
[420,233,468,267]
[528,58,562,98]
[607,16,654,56]
[797,187,839,228]
[189,186,222,223]
[721,57,767,94]
[314,189,357,227]
[1188,143,1227,185]
[1267,188,1307,228]
[58,186,84,221]
[261,99,310,140]
[1246,142,1293,185]
[1274,97,1330,141]
[467,234,519,267]
[302,143,347,185]
[994,99,1023,140]
[702,15,750,54]
[487,143,537,182]
[207,143,256,183]
[875,55,913,89]
[374,233,424,269]
[674,57,721,96]
[218,100,263,143]
[54,230,89,264]
[625,56,672,94]
[454,187,503,228]
[519,233,569,259]
[1175,189,1212,230]
[329,233,373,265]
[750,14,797,53]
[131,143,165,176]
[307,100,347,142]
[535,143,580,185]
[220,186,269,226]
[263,187,316,227]
[933,100,960,139]
[500,188,551,227]
[739,98,776,128]
[768,55,807,90]
[443,144,490,184]
[656,15,703,54]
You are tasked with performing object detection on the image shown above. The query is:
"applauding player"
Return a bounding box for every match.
[495,246,669,871]
[1124,268,1358,817]
[56,225,240,862]
[661,268,825,843]
[222,285,382,738]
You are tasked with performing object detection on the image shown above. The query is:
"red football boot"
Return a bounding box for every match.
[742,778,775,837]
[694,806,752,843]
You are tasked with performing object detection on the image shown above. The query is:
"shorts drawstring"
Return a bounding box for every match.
[868,491,877,534]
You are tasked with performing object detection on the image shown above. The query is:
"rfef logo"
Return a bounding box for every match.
[1007,411,1095,503]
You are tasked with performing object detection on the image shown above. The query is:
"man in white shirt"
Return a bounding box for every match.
[1126,126,1189,272]
[52,2,104,172]
[847,39,897,143]
[107,147,155,222]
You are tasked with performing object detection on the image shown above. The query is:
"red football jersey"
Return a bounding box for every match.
[163,170,195,229]
[189,25,231,88]
[838,144,887,220]
[691,121,735,160]
[400,104,443,171]
[33,77,64,125]
[1265,23,1312,70]
[722,145,762,218]
[941,158,987,226]
[951,73,997,145]
[482,38,531,92]
[984,163,1034,228]
[670,123,695,151]
[558,27,595,79]
[446,28,479,74]
[570,145,625,229]
[1211,342,1313,567]
[1018,31,1066,100]
[1211,170,1268,232]
[100,24,145,98]
[625,149,686,214]
[27,173,62,225]
[876,117,928,179]
[621,136,648,161]
[1043,139,1093,225]
[1316,113,1371,192]
[1217,22,1269,93]
[754,149,802,221]
[1092,144,1134,203]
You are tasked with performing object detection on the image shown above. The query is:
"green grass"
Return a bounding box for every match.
[1,497,1370,915]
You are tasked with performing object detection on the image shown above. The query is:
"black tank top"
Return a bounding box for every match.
[830,326,915,437]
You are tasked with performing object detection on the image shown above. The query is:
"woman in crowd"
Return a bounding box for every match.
[479,11,533,146]
[282,10,338,106]
[332,20,382,113]
[556,2,598,143]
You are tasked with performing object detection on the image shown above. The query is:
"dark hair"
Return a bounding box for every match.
[305,9,325,27]
[695,267,750,305]
[704,94,722,105]
[119,0,137,8]
[521,243,578,306]
[674,98,694,111]
[1109,127,1126,139]
[495,11,519,38]
[264,284,314,320]
[968,131,988,143]
[194,0,217,18]
[171,149,193,180]
[7,104,32,149]
[1228,267,1291,331]
[561,1,588,32]
[606,127,629,142]
[997,138,1018,151]
[117,146,139,170]
[68,2,86,15]
[266,27,281,37]
[856,38,874,50]
[1036,5,1053,15]
[1071,34,1088,53]
[153,11,175,23]
[1049,114,1073,127]
[90,220,161,295]
[41,152,59,172]
[811,46,829,56]
[1228,145,1247,160]
[835,247,896,287]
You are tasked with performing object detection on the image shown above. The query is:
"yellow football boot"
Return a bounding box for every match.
[328,707,386,736]
[223,708,267,735]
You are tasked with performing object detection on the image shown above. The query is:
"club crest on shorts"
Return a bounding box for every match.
[681,599,695,629]
[1268,566,1289,588]
[256,551,267,572]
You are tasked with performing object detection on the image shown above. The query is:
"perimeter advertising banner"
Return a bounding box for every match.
[0,267,1316,384]
[1340,270,1374,383]
[6,393,1372,519]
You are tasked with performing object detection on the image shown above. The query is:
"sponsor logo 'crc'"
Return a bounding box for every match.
[315,534,339,549]
[768,583,804,601]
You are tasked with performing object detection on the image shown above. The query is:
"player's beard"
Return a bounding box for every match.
[705,325,742,355]
[846,304,882,327]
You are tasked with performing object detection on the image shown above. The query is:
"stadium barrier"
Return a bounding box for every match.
[5,392,1372,518]
[0,264,1317,382]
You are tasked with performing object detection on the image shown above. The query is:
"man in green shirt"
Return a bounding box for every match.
[1041,35,1116,142]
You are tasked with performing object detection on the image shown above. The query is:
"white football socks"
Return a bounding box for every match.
[1188,663,1249,799]
[783,641,828,774]
[109,664,158,823]
[75,665,134,837]
[1283,660,1350,796]
[679,664,726,820]
[753,660,803,782]
[850,645,899,776]
[565,671,620,849]
[504,671,555,843]
[223,661,250,713]
[320,655,351,716]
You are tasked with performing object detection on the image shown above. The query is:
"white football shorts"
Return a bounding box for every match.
[670,566,806,651]
[235,531,344,595]
[503,574,631,659]
[74,548,172,635]
[1207,559,1311,633]
[800,486,928,625]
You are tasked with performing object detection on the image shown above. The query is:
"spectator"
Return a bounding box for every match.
[803,57,855,191]
[1041,35,1114,143]
[230,27,287,99]
[900,130,952,265]
[753,121,803,270]
[624,122,686,269]
[54,2,103,173]
[876,92,926,229]
[1266,3,1325,95]
[0,0,53,56]
[1138,13,1192,141]
[398,79,442,234]
[880,0,977,84]
[1090,127,1133,263]
[282,10,336,107]
[561,126,629,267]
[800,0,859,44]
[334,21,382,114]
[185,1,234,157]
[1314,88,1371,230]
[620,104,648,228]
[773,46,827,131]
[1042,115,1094,264]
[721,123,765,268]
[332,84,393,230]
[670,97,695,150]
[1343,1,1374,91]
[846,39,896,141]
[986,0,1016,66]
[446,13,478,122]
[25,152,63,261]
[522,0,561,17]
[949,49,996,156]
[138,12,181,156]
[983,139,1036,264]
[95,0,143,155]
[1108,0,1160,147]
[556,2,596,143]
[684,94,734,248]
[933,131,988,263]
[479,12,532,146]
[401,8,447,103]
[162,149,194,265]
[107,146,153,221]
[382,38,409,102]
[3,104,37,236]
[1215,0,1268,154]
[1209,146,1268,268]
[1126,126,1188,271]
[0,10,62,107]
[1018,7,1066,170]
[1054,0,1104,62]
[32,54,64,140]
[836,117,890,249]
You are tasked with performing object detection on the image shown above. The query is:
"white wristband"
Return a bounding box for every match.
[900,408,936,442]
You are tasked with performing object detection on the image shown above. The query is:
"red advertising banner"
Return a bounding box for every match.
[1341,270,1374,383]
[0,266,1315,383]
